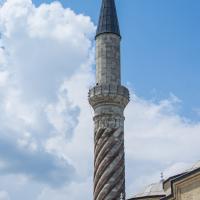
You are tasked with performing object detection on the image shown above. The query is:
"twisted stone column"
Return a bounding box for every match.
[94,125,125,200]
[89,85,129,200]
[90,0,129,198]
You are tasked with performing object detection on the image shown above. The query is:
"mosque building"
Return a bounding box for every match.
[130,161,200,200]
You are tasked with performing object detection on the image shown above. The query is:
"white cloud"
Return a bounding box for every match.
[37,177,92,200]
[0,0,95,198]
[0,191,9,200]
[0,71,8,87]
[126,94,200,163]
[125,94,200,196]
[45,85,80,139]
[0,0,95,99]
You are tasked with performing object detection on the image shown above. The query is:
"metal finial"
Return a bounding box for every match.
[160,172,164,182]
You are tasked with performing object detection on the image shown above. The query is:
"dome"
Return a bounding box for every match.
[133,182,165,198]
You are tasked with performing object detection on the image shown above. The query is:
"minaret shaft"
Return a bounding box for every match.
[96,34,121,85]
[89,1,129,200]
[89,83,129,200]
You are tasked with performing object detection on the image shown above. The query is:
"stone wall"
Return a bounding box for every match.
[96,33,121,85]
[88,83,129,200]
[165,172,200,200]
[178,175,200,200]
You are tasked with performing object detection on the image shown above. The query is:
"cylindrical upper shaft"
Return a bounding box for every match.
[95,0,121,86]
[96,33,121,85]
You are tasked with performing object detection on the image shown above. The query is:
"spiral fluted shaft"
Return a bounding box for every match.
[89,0,129,199]
[89,84,129,200]
[94,125,125,200]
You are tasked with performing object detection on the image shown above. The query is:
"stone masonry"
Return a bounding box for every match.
[88,1,130,199]
[96,34,121,85]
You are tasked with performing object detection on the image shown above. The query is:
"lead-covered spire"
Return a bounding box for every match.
[96,0,120,38]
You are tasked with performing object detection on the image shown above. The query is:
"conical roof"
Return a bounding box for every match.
[96,0,120,38]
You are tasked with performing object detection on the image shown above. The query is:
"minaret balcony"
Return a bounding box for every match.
[88,84,130,109]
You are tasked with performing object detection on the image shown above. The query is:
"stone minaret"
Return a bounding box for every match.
[88,0,130,200]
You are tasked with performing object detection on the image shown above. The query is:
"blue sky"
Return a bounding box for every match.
[0,0,200,199]
[32,0,200,120]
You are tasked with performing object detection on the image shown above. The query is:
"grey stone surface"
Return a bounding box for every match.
[88,4,129,200]
[96,34,121,85]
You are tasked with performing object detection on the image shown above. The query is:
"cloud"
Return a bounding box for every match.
[45,84,80,139]
[0,135,75,186]
[126,93,200,163]
[125,94,200,196]
[37,177,93,200]
[0,191,9,200]
[126,94,200,162]
[0,0,95,194]
[0,0,94,100]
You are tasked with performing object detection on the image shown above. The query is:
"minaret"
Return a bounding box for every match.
[88,0,130,200]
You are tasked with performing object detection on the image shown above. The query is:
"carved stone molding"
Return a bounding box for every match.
[88,84,130,109]
[94,114,124,130]
[94,127,125,200]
